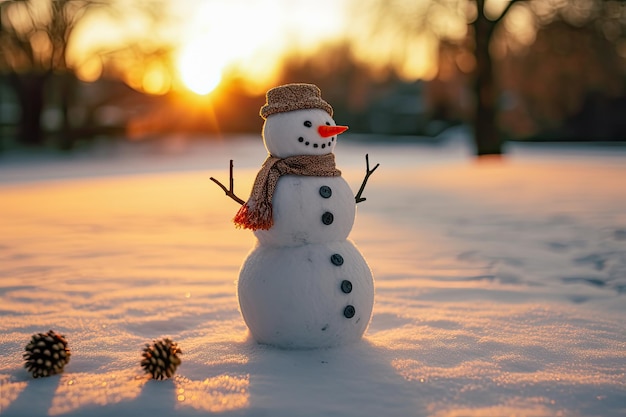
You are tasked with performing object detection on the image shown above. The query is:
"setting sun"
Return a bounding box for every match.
[178,39,223,95]
[175,1,285,96]
[174,0,348,96]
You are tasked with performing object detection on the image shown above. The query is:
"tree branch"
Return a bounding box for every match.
[210,160,245,205]
[494,0,522,25]
[355,154,379,204]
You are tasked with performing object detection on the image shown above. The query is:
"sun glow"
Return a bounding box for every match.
[175,1,282,96]
[178,39,224,95]
[175,0,347,96]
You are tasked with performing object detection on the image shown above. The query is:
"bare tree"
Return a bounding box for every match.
[354,0,626,154]
[0,0,172,148]
[471,0,521,155]
[352,0,524,155]
[513,1,626,140]
[0,1,101,146]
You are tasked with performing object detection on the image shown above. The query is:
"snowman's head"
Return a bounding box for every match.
[263,108,348,158]
[259,83,348,158]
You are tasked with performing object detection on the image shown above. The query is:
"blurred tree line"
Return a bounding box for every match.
[0,0,175,150]
[0,0,87,148]
[356,0,626,154]
[1,0,625,155]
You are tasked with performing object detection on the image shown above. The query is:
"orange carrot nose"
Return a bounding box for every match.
[318,125,348,138]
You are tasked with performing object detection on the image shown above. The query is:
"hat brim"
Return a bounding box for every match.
[260,99,333,119]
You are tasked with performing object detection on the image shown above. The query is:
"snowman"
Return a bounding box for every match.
[211,83,378,349]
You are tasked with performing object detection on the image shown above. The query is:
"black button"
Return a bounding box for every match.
[341,280,352,294]
[330,253,344,266]
[344,305,355,318]
[322,212,334,225]
[319,186,332,198]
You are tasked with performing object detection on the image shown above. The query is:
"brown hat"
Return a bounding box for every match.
[260,83,333,119]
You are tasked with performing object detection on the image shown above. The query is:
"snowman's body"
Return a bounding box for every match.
[229,89,375,349]
[238,175,374,348]
[254,175,354,246]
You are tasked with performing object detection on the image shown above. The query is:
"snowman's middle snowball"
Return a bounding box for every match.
[234,154,341,231]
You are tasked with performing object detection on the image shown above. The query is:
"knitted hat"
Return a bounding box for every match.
[260,83,333,119]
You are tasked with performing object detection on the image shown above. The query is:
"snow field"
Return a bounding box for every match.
[0,137,625,416]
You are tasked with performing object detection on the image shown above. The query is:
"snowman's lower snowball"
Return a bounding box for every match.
[238,240,374,349]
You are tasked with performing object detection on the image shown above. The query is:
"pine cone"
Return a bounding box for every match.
[23,330,71,378]
[140,338,182,380]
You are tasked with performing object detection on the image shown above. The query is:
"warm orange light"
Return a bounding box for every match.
[175,2,280,96]
[142,61,171,95]
[76,56,103,82]
[175,1,347,96]
[178,39,223,95]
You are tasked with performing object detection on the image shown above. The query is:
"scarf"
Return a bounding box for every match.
[234,153,341,230]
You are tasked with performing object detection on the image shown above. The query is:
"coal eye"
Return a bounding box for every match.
[304,121,312,128]
[325,122,331,125]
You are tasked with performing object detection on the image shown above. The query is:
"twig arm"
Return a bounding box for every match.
[354,154,379,204]
[210,160,245,205]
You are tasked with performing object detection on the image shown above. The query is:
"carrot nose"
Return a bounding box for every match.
[318,125,348,138]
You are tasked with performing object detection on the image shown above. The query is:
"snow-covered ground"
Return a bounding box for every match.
[1,133,625,417]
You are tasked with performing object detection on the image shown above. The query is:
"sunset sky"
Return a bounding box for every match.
[67,0,354,95]
[61,0,537,96]
[168,0,525,95]
[172,0,352,94]
[3,0,596,99]
[63,0,416,94]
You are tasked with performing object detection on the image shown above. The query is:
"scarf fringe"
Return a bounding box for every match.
[233,200,273,231]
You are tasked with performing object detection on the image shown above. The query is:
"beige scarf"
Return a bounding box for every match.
[234,154,341,230]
